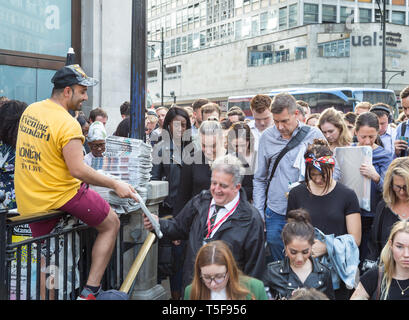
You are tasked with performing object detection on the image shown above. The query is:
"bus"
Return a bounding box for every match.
[227,87,398,119]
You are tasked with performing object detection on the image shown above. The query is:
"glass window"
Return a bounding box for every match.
[359,8,372,23]
[275,49,289,63]
[318,39,350,58]
[260,12,268,34]
[176,37,181,54]
[340,7,354,23]
[322,5,336,23]
[187,34,193,51]
[268,9,278,31]
[289,4,298,28]
[0,65,56,105]
[392,11,405,25]
[251,15,259,36]
[247,45,273,67]
[0,1,71,57]
[295,47,307,60]
[279,7,287,30]
[235,19,242,39]
[242,17,251,38]
[303,3,318,25]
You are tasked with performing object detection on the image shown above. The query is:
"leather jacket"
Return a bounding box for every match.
[263,256,335,300]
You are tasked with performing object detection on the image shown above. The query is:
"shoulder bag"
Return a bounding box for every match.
[264,125,311,211]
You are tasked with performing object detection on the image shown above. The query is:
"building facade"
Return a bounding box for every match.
[2,1,409,135]
[147,0,409,108]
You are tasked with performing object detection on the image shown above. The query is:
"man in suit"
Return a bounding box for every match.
[143,154,265,292]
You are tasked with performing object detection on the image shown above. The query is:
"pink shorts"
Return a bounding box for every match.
[29,183,110,238]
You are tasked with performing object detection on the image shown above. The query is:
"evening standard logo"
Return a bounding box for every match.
[20,115,50,142]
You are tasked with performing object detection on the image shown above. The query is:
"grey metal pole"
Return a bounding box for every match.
[161,27,164,108]
[382,0,386,89]
[130,0,146,140]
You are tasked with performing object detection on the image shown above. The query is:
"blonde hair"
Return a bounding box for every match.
[189,240,253,300]
[318,107,352,147]
[383,158,409,208]
[379,220,409,300]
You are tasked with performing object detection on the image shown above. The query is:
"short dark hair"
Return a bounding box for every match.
[250,94,272,113]
[120,101,130,116]
[192,98,210,112]
[89,107,108,122]
[400,86,409,100]
[270,92,297,114]
[344,111,357,125]
[0,100,28,148]
[114,117,130,137]
[201,103,221,118]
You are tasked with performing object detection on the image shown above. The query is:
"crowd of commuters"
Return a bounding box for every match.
[2,64,409,301]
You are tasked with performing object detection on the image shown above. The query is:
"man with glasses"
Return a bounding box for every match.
[143,154,265,294]
[84,121,107,166]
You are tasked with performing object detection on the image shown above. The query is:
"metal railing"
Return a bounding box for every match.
[0,207,132,300]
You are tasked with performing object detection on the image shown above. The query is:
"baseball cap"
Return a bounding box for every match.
[51,64,99,89]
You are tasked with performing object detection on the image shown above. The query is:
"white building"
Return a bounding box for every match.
[2,0,409,135]
[146,0,409,108]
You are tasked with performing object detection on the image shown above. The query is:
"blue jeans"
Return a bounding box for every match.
[265,207,286,263]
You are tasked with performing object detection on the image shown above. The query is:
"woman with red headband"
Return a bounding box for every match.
[287,138,362,300]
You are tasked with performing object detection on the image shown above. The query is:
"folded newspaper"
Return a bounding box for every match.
[89,136,153,214]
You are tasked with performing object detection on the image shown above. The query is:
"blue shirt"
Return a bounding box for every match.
[253,122,325,218]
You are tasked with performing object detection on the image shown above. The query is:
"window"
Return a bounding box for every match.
[0,0,80,105]
[375,9,389,23]
[318,39,350,58]
[251,15,259,36]
[235,19,242,39]
[275,49,289,63]
[303,3,318,25]
[340,7,354,24]
[260,12,268,34]
[289,4,298,28]
[295,47,307,60]
[165,65,181,80]
[279,7,287,30]
[359,8,371,23]
[392,11,405,25]
[322,5,336,23]
[248,45,273,67]
[147,69,158,83]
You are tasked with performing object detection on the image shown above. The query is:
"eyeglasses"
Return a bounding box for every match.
[200,272,227,284]
[392,184,407,193]
[90,143,105,150]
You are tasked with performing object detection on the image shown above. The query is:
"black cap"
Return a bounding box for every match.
[51,64,99,89]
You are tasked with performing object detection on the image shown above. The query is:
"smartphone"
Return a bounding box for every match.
[399,136,409,142]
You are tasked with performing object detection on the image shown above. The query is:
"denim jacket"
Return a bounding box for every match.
[315,228,360,290]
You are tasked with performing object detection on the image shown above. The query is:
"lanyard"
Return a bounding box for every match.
[205,199,240,239]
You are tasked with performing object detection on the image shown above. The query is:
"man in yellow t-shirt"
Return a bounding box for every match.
[15,64,138,300]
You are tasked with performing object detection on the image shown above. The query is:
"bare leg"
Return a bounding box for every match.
[85,208,120,287]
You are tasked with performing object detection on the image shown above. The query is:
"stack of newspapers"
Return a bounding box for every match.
[90,136,152,214]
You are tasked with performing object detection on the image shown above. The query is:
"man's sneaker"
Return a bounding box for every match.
[77,287,101,300]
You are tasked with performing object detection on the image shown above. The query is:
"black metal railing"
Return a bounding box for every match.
[0,206,132,300]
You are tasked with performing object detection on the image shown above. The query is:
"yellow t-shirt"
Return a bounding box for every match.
[15,99,85,215]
